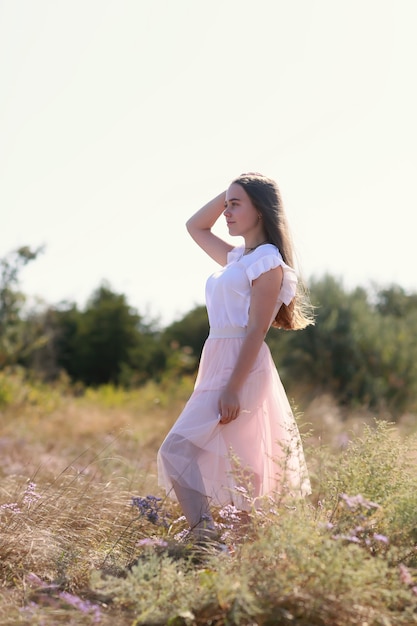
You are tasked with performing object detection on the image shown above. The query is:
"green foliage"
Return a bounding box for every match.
[83,376,194,412]
[51,284,167,387]
[0,366,65,412]
[0,370,14,407]
[267,276,417,414]
[321,421,414,506]
[0,246,44,368]
[376,285,417,317]
[319,421,417,561]
[162,305,209,362]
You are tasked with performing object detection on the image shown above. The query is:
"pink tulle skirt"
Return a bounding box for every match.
[157,329,311,509]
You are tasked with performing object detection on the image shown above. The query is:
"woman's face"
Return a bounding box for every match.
[224,183,262,238]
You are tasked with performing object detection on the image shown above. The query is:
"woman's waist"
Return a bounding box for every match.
[208,326,247,339]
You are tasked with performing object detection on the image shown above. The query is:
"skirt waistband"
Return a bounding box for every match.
[208,326,247,339]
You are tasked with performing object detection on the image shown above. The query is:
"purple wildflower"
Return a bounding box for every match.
[137,538,168,548]
[19,602,38,617]
[340,493,380,511]
[23,482,41,506]
[58,591,102,623]
[174,528,192,542]
[218,504,240,522]
[0,502,21,514]
[132,495,168,527]
[26,573,49,588]
[399,563,414,586]
[337,432,350,449]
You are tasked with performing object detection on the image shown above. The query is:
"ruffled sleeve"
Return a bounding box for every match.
[246,249,298,306]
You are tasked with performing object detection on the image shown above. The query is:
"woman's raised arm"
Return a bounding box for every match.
[186,191,233,266]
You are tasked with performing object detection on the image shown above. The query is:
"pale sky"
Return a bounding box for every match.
[1,0,416,326]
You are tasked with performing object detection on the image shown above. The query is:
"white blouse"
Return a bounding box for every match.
[205,243,297,330]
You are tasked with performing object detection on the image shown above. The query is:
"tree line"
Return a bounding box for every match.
[1,247,417,415]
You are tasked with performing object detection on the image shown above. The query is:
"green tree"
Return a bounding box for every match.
[161,306,208,375]
[267,276,417,414]
[268,275,363,400]
[52,284,166,386]
[375,285,417,317]
[0,246,43,368]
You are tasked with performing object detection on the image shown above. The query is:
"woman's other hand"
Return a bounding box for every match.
[218,387,240,424]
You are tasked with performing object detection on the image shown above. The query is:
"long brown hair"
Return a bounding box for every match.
[232,173,314,330]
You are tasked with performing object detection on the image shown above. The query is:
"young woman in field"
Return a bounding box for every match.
[157,172,314,541]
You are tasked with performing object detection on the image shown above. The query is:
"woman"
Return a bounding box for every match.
[158,172,314,540]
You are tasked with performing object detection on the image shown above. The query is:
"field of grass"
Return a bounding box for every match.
[1,369,417,625]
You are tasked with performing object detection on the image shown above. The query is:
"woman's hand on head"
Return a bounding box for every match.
[218,387,240,424]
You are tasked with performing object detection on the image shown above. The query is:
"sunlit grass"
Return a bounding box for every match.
[1,370,417,624]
